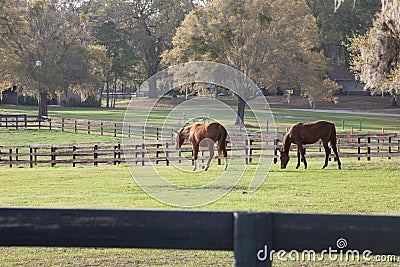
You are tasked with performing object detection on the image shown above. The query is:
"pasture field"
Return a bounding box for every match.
[0,159,399,266]
[0,99,399,266]
[1,96,399,134]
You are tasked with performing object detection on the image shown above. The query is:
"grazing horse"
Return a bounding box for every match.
[175,122,228,171]
[280,120,341,170]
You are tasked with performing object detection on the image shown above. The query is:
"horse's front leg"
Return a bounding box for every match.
[297,144,307,169]
[192,144,200,171]
[296,149,301,169]
[322,142,331,169]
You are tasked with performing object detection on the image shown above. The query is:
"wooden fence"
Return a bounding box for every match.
[1,114,400,167]
[0,133,399,167]
[0,208,399,266]
[0,114,168,139]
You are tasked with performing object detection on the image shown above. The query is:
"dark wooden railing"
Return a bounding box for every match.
[0,208,399,266]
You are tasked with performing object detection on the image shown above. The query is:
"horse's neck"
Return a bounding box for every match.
[182,128,191,141]
[282,134,292,152]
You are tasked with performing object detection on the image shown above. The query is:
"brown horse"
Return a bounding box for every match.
[175,122,228,171]
[280,120,341,169]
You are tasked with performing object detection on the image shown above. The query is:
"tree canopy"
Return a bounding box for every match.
[346,0,400,104]
[163,0,339,113]
[0,0,391,117]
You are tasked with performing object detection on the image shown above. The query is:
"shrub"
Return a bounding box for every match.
[18,95,38,106]
[81,96,101,107]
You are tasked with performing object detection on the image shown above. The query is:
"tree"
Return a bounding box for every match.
[110,0,196,98]
[0,0,95,116]
[92,20,140,108]
[306,0,380,68]
[346,1,400,105]
[163,0,338,123]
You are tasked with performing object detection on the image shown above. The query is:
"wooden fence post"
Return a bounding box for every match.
[357,138,361,161]
[245,139,249,165]
[62,118,65,132]
[249,139,253,164]
[273,138,279,164]
[166,143,169,166]
[88,121,91,135]
[141,143,145,166]
[30,147,33,168]
[94,145,98,166]
[388,137,392,160]
[234,212,272,267]
[9,148,12,168]
[74,120,77,133]
[72,146,77,167]
[367,137,371,161]
[114,123,117,137]
[114,143,121,165]
[156,143,161,164]
[51,147,56,167]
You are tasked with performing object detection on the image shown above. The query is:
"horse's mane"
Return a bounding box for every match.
[281,131,292,153]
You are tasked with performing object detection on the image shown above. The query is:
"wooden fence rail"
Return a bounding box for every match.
[0,114,171,139]
[0,208,399,266]
[0,133,399,167]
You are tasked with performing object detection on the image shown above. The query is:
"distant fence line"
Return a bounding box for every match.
[0,133,399,168]
[0,114,172,139]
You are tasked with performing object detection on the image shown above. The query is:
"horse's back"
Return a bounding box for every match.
[191,122,224,142]
[292,120,336,144]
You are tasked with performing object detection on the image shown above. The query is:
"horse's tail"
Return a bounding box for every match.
[329,123,337,147]
[218,124,228,158]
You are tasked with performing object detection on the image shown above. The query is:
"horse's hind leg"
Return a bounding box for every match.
[332,143,341,170]
[222,148,228,170]
[204,142,214,171]
[297,144,307,169]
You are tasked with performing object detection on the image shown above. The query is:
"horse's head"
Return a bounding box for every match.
[175,129,185,149]
[279,148,289,169]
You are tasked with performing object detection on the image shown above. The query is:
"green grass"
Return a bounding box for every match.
[0,101,399,266]
[1,99,399,134]
[0,128,121,146]
[0,159,399,266]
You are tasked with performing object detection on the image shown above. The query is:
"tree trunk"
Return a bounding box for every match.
[38,91,48,118]
[113,77,117,108]
[106,79,110,108]
[235,96,246,126]
[391,95,397,107]
[148,77,157,99]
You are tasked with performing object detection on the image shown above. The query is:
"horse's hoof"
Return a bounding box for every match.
[204,167,209,171]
